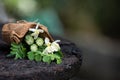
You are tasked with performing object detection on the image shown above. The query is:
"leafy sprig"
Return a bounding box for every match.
[8,39,63,64]
[7,43,26,60]
[27,50,62,64]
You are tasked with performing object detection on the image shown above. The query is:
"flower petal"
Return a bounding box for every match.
[51,42,60,50]
[29,28,35,32]
[54,40,60,43]
[45,37,51,46]
[35,23,39,29]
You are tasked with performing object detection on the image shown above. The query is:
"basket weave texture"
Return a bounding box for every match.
[2,20,53,44]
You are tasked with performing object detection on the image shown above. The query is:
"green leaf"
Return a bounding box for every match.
[50,55,55,60]
[19,48,25,58]
[10,51,17,54]
[35,54,42,61]
[56,59,62,64]
[19,45,26,58]
[21,45,26,52]
[52,54,60,59]
[54,51,63,58]
[49,54,62,64]
[43,56,51,64]
[14,52,22,60]
[10,47,18,51]
[38,45,46,52]
[27,51,34,60]
[11,43,19,48]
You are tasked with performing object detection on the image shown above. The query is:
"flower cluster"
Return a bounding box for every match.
[28,23,61,54]
[8,23,63,64]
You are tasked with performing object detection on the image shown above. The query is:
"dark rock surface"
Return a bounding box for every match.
[0,24,82,80]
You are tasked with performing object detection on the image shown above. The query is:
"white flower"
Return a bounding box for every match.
[29,23,44,39]
[43,46,54,53]
[45,37,51,46]
[51,42,60,51]
[43,37,61,54]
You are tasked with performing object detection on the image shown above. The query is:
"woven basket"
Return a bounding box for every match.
[2,20,53,44]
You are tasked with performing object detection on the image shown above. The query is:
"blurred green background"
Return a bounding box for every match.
[0,0,120,80]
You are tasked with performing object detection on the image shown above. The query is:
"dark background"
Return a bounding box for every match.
[0,0,120,80]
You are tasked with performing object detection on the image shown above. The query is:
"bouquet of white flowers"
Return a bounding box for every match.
[2,20,63,64]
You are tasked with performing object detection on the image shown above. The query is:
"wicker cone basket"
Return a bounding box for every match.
[2,20,54,44]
